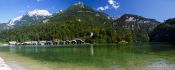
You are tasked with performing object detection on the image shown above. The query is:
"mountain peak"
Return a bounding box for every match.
[7,9,51,27]
[165,18,175,25]
[71,2,87,9]
[27,10,51,17]
[56,10,63,13]
[74,2,84,7]
[8,16,23,26]
[120,14,160,23]
[66,2,94,13]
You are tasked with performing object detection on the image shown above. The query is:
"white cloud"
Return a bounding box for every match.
[97,5,109,11]
[97,0,120,11]
[108,0,120,9]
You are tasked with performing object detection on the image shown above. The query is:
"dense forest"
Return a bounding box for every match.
[1,3,173,44]
[150,18,175,43]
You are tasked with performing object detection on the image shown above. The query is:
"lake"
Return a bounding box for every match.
[0,43,175,70]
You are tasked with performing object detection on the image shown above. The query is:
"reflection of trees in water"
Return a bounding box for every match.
[4,44,175,69]
[90,44,94,56]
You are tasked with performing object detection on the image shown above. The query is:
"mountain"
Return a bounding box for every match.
[7,16,23,26]
[150,18,175,43]
[113,14,160,42]
[0,3,160,43]
[0,23,9,31]
[50,2,112,27]
[0,3,114,43]
[0,10,51,31]
[8,10,51,27]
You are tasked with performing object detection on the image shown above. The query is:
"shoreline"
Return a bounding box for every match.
[0,43,91,47]
[0,57,12,70]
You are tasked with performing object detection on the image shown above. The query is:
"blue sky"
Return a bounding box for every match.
[0,0,175,23]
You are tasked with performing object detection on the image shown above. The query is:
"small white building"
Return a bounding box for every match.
[24,41,32,45]
[9,41,17,45]
[74,38,85,44]
[45,41,53,45]
[38,41,47,45]
[31,41,38,45]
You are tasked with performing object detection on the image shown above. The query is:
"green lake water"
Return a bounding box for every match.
[0,43,175,70]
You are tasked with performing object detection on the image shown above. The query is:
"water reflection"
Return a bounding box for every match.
[0,44,175,70]
[90,44,94,56]
[9,46,17,53]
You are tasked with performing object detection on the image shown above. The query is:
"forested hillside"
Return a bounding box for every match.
[150,18,175,43]
[0,3,160,43]
[113,14,160,42]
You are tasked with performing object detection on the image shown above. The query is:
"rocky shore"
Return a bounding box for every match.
[0,57,12,70]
